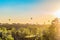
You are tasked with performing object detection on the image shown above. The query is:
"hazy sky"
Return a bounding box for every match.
[0,0,60,24]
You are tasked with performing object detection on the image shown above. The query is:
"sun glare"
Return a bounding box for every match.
[54,10,60,18]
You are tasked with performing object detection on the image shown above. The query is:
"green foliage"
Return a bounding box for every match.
[0,37,2,40]
[6,35,14,40]
[0,23,57,40]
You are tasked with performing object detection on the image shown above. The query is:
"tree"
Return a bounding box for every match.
[49,18,59,40]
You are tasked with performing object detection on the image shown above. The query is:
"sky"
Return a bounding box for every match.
[0,0,60,24]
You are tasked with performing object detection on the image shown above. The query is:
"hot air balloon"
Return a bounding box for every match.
[8,19,11,22]
[30,17,32,20]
